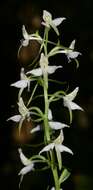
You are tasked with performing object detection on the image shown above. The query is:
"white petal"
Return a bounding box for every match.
[63,98,73,123]
[7,115,21,122]
[55,146,62,170]
[39,143,54,154]
[50,187,55,190]
[18,97,29,117]
[22,25,28,40]
[68,51,81,59]
[30,125,41,134]
[40,53,48,72]
[50,187,62,190]
[50,22,59,35]
[41,21,50,28]
[56,144,73,154]
[69,101,83,111]
[43,10,52,21]
[66,87,79,101]
[22,39,29,46]
[52,17,66,26]
[18,148,32,166]
[49,121,69,130]
[11,80,28,88]
[27,68,43,76]
[69,40,76,50]
[48,65,62,74]
[48,109,53,120]
[18,163,34,175]
[54,130,64,144]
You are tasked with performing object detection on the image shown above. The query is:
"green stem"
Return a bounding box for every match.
[50,150,60,190]
[52,165,60,190]
[43,73,50,142]
[43,27,50,143]
[43,27,60,190]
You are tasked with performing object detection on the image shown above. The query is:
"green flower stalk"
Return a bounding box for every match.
[8,9,83,190]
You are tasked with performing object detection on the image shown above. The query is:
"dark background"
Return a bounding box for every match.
[0,0,93,189]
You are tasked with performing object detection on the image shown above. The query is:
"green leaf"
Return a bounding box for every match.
[59,168,71,185]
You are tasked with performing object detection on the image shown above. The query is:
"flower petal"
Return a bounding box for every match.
[43,10,52,22]
[55,146,62,170]
[66,87,79,101]
[27,68,43,76]
[22,25,28,40]
[50,188,55,190]
[22,39,29,46]
[18,163,34,175]
[50,187,62,190]
[52,17,66,26]
[41,21,50,28]
[54,130,64,144]
[48,109,53,120]
[57,144,73,154]
[69,40,76,50]
[18,97,29,117]
[49,121,69,130]
[48,65,62,74]
[7,115,21,122]
[63,98,73,123]
[18,148,32,166]
[50,22,59,35]
[11,80,28,89]
[30,125,41,134]
[68,101,83,111]
[68,51,81,59]
[39,143,55,154]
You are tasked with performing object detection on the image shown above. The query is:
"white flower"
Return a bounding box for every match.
[60,40,81,62]
[39,140,73,155]
[7,98,30,132]
[63,87,83,123]
[11,68,30,91]
[18,148,34,187]
[39,130,73,170]
[21,25,42,47]
[42,10,66,35]
[18,25,42,55]
[63,87,83,111]
[27,53,62,76]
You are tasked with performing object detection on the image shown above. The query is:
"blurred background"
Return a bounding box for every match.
[0,0,93,189]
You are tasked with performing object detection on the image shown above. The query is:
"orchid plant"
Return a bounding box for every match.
[8,10,83,190]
